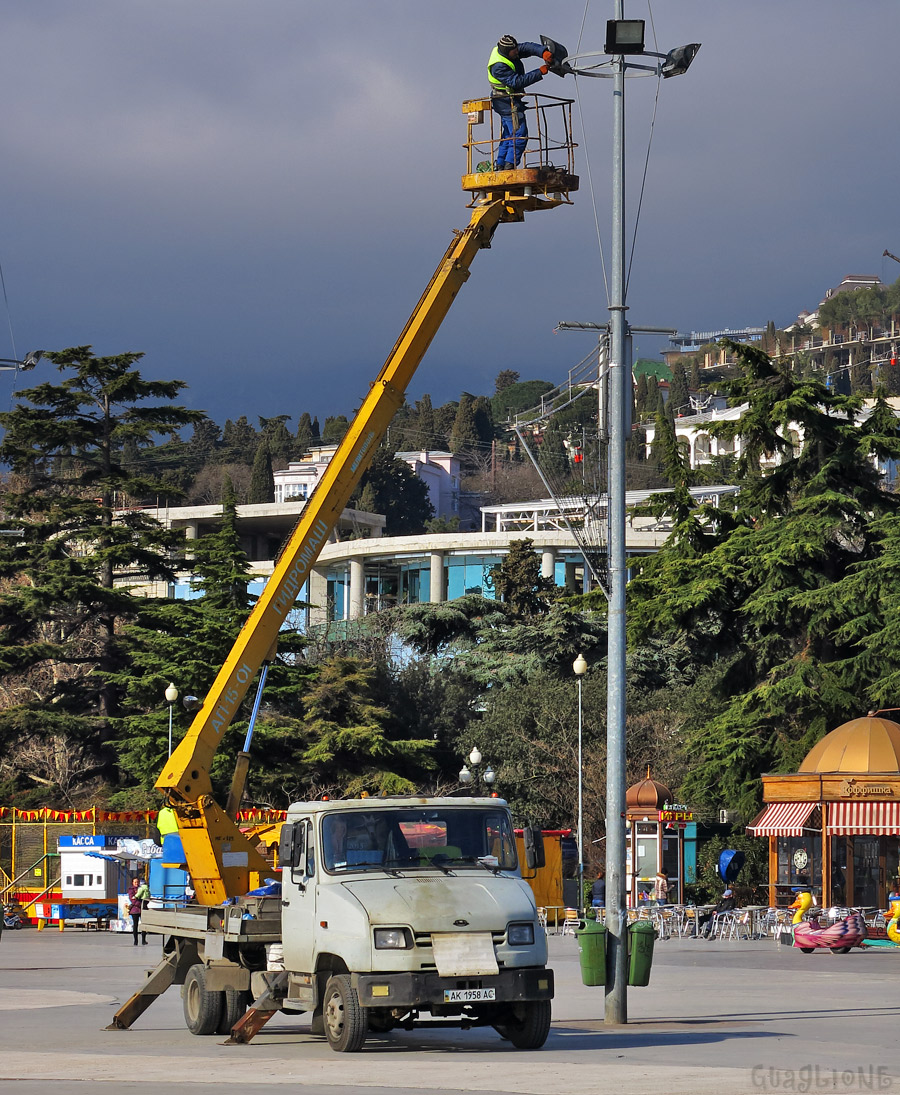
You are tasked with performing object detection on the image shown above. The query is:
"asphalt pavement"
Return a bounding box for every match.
[1,925,898,1094]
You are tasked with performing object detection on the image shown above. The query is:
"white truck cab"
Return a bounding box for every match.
[276,796,553,1051]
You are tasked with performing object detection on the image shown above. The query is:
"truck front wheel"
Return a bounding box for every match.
[323,974,367,1053]
[496,1000,552,1050]
[182,964,224,1036]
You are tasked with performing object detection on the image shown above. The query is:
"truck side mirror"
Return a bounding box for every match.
[524,826,545,870]
[279,823,305,870]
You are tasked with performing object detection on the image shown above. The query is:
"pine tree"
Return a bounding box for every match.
[353,447,434,534]
[221,416,258,465]
[489,538,554,617]
[322,415,350,443]
[0,346,203,796]
[258,415,293,467]
[109,479,310,797]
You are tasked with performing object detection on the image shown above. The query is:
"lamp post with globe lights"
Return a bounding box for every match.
[458,747,497,794]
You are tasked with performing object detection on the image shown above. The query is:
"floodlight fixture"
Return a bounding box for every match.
[662,42,701,79]
[605,20,645,56]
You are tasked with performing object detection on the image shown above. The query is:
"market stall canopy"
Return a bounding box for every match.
[747,801,817,837]
[799,717,900,773]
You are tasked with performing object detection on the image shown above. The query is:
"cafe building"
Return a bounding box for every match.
[625,773,698,906]
[748,716,900,908]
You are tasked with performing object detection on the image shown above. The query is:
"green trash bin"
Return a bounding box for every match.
[627,920,656,986]
[575,918,606,986]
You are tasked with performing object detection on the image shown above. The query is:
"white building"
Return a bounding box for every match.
[274,446,461,520]
[643,398,900,486]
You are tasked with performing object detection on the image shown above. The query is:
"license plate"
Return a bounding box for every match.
[443,987,496,1003]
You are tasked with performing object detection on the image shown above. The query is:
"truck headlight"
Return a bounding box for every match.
[374,927,412,949]
[507,922,535,946]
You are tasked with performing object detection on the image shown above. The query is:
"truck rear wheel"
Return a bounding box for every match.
[182,964,224,1036]
[323,974,367,1052]
[498,1000,552,1050]
[217,987,251,1034]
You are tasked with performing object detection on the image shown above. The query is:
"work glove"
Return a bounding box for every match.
[542,49,553,62]
[539,64,549,75]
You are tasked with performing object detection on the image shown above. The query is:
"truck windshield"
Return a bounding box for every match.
[321,807,518,874]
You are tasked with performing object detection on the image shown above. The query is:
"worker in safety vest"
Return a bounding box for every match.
[488,35,551,170]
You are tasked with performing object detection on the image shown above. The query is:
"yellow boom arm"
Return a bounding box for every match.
[157,158,577,905]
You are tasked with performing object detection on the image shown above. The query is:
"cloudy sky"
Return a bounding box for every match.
[1,1,897,429]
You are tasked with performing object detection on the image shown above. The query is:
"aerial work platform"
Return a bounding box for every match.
[461,94,579,213]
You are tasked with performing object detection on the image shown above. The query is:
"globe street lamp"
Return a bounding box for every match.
[165,683,179,757]
[573,654,588,911]
[459,747,496,792]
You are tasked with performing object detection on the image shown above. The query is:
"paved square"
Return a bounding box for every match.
[1,928,898,1094]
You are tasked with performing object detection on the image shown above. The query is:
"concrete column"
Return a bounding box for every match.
[349,557,365,619]
[429,552,445,603]
[308,566,328,629]
[183,521,199,540]
[541,549,556,583]
[565,562,578,592]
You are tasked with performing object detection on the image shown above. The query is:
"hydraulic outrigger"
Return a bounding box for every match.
[155,95,579,908]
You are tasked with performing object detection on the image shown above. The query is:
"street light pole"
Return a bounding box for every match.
[165,682,178,758]
[573,654,588,912]
[556,7,699,1026]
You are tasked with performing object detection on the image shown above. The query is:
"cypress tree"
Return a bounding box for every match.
[248,440,275,503]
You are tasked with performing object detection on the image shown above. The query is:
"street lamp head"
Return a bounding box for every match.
[469,747,482,766]
[459,765,473,785]
[605,19,645,55]
[662,42,701,79]
[182,694,201,712]
[573,654,588,677]
[483,766,496,785]
[164,682,178,704]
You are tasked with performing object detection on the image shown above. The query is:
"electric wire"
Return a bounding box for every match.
[573,0,610,307]
[0,256,23,411]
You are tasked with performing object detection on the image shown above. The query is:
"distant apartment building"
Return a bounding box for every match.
[273,446,461,520]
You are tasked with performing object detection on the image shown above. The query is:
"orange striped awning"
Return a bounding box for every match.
[746,801,817,837]
[826,801,900,835]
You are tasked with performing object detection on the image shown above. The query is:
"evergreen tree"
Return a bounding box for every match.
[322,415,350,443]
[0,346,202,796]
[627,343,900,816]
[248,440,275,503]
[295,412,315,456]
[449,393,480,458]
[221,416,258,465]
[310,416,321,441]
[353,447,434,534]
[668,362,690,417]
[298,656,435,796]
[495,369,520,394]
[473,396,496,448]
[109,480,310,797]
[258,415,293,467]
[415,394,438,450]
[489,538,554,618]
[186,419,221,472]
[634,373,649,416]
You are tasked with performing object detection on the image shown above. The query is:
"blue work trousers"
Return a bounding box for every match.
[493,100,528,168]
